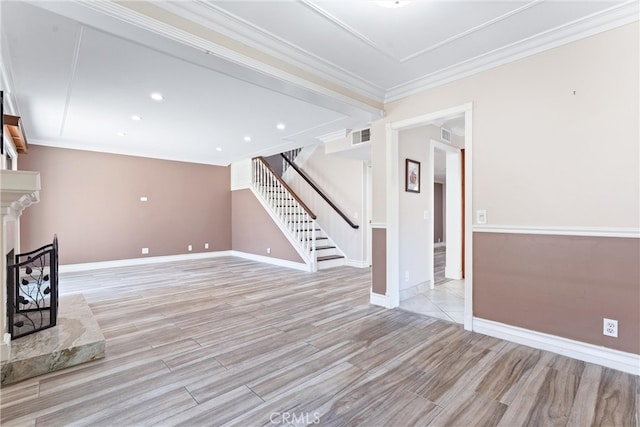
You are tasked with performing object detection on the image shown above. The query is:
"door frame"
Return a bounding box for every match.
[385,102,473,331]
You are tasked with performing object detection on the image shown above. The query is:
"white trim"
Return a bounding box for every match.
[66,1,383,116]
[370,222,387,229]
[385,2,639,103]
[230,251,309,271]
[370,291,390,308]
[473,318,640,376]
[248,186,314,270]
[472,225,640,239]
[59,251,234,273]
[434,242,446,248]
[346,259,369,268]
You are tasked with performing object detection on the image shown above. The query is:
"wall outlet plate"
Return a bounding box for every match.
[141,248,149,254]
[476,210,487,224]
[603,318,618,338]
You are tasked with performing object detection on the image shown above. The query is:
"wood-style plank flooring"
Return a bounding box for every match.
[1,257,637,426]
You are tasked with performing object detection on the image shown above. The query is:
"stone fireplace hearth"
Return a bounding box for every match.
[1,170,105,384]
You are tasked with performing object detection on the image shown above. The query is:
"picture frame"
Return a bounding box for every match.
[405,158,420,193]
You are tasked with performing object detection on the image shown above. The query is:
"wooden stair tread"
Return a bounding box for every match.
[315,245,336,250]
[317,255,344,262]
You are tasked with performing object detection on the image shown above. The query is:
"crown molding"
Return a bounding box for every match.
[385,0,640,103]
[167,0,386,102]
[70,0,384,115]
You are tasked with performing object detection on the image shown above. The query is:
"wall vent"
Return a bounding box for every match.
[352,128,371,145]
[440,127,452,143]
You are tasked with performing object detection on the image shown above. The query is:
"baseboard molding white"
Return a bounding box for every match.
[434,242,446,248]
[230,251,311,272]
[370,223,387,229]
[346,259,370,268]
[370,292,390,308]
[472,225,640,239]
[473,317,640,376]
[60,251,233,273]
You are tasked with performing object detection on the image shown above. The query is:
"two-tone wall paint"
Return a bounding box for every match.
[370,22,639,361]
[18,145,232,265]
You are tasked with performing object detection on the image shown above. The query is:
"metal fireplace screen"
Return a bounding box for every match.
[7,235,59,339]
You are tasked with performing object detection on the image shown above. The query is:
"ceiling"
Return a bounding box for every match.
[1,0,636,166]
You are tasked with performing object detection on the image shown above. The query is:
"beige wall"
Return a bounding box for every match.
[231,189,303,263]
[371,227,386,295]
[374,22,639,228]
[398,126,439,292]
[370,23,639,353]
[19,145,231,264]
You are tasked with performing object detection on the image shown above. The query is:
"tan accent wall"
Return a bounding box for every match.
[474,232,640,354]
[231,189,303,263]
[434,183,444,244]
[18,145,231,264]
[371,228,387,295]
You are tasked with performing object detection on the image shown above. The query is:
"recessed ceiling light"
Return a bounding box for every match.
[150,92,163,101]
[116,132,126,137]
[276,123,286,131]
[216,147,222,152]
[376,0,410,8]
[243,136,251,142]
[131,115,142,121]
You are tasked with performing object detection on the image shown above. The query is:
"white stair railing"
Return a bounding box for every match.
[252,157,317,271]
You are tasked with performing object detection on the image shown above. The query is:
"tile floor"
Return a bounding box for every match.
[399,279,465,324]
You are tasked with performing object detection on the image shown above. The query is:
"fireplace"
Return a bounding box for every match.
[6,236,59,339]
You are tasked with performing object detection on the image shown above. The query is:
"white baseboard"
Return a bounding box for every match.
[230,251,311,272]
[399,281,430,301]
[434,242,446,248]
[346,259,370,268]
[370,292,390,308]
[59,251,233,273]
[473,318,640,376]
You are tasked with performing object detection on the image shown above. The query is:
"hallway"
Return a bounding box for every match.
[399,246,465,323]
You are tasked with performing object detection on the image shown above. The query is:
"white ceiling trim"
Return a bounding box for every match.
[385,0,640,103]
[399,0,543,63]
[72,0,384,117]
[317,129,349,143]
[160,1,386,101]
[300,0,400,62]
[0,30,19,116]
[59,25,84,137]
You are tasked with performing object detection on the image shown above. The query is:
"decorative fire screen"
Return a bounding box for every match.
[7,235,59,339]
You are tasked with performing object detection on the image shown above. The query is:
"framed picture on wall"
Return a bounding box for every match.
[405,158,420,193]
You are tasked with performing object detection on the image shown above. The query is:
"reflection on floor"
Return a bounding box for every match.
[399,279,465,324]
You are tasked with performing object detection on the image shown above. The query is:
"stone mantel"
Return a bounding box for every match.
[1,170,41,216]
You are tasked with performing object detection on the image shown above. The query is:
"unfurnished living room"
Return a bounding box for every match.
[0,1,638,426]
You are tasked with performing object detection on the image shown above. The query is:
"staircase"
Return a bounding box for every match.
[251,157,345,271]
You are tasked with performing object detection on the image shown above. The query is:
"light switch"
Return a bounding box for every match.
[476,210,487,224]
[424,210,430,220]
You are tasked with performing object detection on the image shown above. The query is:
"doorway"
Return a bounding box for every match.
[385,103,474,331]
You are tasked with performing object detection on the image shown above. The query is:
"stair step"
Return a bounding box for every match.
[315,245,336,250]
[305,236,327,241]
[317,255,344,262]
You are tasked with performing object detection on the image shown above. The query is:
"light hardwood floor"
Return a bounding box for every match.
[1,257,637,426]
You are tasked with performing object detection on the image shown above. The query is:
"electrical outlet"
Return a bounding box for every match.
[141,248,149,255]
[204,243,209,249]
[267,247,271,254]
[188,245,192,252]
[603,318,618,337]
[404,271,409,282]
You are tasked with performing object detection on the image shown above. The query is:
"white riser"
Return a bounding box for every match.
[315,247,338,256]
[317,257,346,270]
